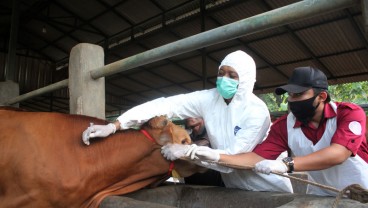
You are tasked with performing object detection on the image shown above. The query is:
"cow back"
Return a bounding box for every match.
[0,109,184,208]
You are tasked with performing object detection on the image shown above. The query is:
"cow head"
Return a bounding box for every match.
[143,116,192,146]
[143,116,206,178]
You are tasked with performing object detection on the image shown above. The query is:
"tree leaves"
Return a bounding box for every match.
[259,81,368,116]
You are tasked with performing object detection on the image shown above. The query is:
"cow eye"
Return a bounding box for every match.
[181,139,187,144]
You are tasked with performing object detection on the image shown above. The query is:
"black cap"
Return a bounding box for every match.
[275,66,328,95]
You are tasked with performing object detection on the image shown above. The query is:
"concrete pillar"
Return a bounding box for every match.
[0,80,19,107]
[69,43,105,119]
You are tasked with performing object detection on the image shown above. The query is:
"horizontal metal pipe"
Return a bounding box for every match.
[2,79,69,105]
[90,0,358,79]
[3,0,358,105]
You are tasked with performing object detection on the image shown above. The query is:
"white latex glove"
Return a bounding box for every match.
[82,123,116,145]
[254,159,288,175]
[186,146,220,162]
[161,144,197,161]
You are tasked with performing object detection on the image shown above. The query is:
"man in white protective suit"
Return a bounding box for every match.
[82,50,293,193]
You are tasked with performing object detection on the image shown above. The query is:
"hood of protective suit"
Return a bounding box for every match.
[218,50,256,103]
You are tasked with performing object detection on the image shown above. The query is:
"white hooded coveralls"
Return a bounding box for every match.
[117,50,293,192]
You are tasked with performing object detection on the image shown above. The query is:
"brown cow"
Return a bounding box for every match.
[0,107,203,208]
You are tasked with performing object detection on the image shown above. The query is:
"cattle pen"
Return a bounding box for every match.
[1,0,368,207]
[2,0,366,116]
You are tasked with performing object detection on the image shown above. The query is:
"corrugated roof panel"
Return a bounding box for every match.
[106,92,135,107]
[356,50,368,70]
[109,76,150,92]
[1,0,367,113]
[129,71,172,88]
[256,67,287,88]
[55,37,79,53]
[242,48,271,69]
[320,51,368,78]
[139,90,167,100]
[177,56,219,78]
[42,46,68,62]
[328,75,368,86]
[62,0,105,20]
[101,0,122,6]
[138,32,179,49]
[212,1,266,25]
[347,4,361,14]
[105,83,131,96]
[266,0,300,9]
[71,29,104,44]
[151,64,199,83]
[204,17,224,31]
[18,33,47,50]
[159,85,190,95]
[25,20,63,43]
[288,10,347,30]
[169,50,201,63]
[276,59,322,78]
[209,46,244,62]
[296,19,365,56]
[205,40,245,58]
[92,12,130,36]
[109,44,147,63]
[353,15,366,35]
[176,56,203,77]
[182,80,211,91]
[210,0,288,40]
[124,93,151,106]
[116,0,161,24]
[154,0,190,10]
[249,33,309,65]
[171,19,201,38]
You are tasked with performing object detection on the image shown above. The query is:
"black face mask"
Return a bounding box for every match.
[289,95,320,125]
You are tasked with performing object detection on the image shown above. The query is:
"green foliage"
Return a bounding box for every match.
[258,81,368,115]
[258,93,288,112]
[329,82,368,103]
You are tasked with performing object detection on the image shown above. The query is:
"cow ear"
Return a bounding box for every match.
[158,127,173,145]
[147,115,169,129]
[159,123,192,145]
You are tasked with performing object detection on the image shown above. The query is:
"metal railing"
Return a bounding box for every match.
[2,0,358,106]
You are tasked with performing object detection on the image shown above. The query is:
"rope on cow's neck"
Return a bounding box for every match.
[207,161,368,206]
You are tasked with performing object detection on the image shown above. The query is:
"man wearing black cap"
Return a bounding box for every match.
[183,66,368,196]
[274,66,331,125]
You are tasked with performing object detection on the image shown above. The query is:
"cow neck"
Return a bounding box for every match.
[140,129,175,176]
[140,129,156,143]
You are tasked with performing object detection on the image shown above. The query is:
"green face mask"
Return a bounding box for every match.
[216,77,239,99]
